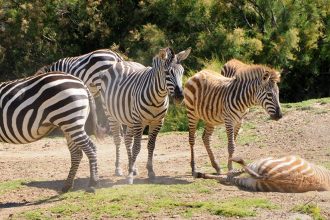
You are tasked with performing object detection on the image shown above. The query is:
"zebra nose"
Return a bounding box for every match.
[271,107,282,120]
[174,86,184,101]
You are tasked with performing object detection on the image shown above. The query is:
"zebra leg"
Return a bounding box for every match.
[124,127,138,175]
[109,121,123,176]
[202,124,221,174]
[127,124,143,184]
[62,143,83,193]
[146,123,162,180]
[225,120,235,171]
[188,116,198,176]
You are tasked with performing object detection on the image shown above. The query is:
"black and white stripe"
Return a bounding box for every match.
[0,72,102,192]
[97,47,191,183]
[37,49,145,176]
[36,49,143,96]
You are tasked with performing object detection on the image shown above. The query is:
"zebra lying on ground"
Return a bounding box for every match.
[36,49,145,176]
[0,72,104,192]
[184,65,282,176]
[196,155,330,192]
[97,47,191,184]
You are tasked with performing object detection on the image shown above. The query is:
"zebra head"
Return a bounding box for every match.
[256,68,282,120]
[163,47,191,102]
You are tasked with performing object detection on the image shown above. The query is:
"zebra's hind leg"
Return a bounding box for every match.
[188,115,198,176]
[146,122,162,181]
[109,121,123,176]
[202,124,220,175]
[127,124,144,184]
[62,143,83,193]
[64,132,99,193]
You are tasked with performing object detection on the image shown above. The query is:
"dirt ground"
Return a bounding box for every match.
[0,102,329,219]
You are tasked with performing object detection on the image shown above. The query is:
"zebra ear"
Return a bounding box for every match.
[262,72,270,82]
[176,47,191,63]
[159,49,167,60]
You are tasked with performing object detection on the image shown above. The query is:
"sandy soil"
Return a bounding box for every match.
[0,103,329,219]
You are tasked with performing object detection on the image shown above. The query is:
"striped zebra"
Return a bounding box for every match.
[36,49,145,176]
[184,66,282,176]
[196,155,330,192]
[98,47,191,184]
[0,72,103,192]
[36,49,145,96]
[220,59,249,77]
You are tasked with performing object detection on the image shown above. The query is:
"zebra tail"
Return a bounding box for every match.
[87,87,106,141]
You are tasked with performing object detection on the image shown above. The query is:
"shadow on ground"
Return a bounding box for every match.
[24,175,191,191]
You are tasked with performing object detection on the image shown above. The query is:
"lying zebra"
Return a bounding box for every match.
[0,72,104,192]
[196,155,330,192]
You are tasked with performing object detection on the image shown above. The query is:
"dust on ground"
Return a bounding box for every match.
[0,102,329,219]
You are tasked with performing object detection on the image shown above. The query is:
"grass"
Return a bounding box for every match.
[0,179,27,195]
[281,97,330,112]
[293,203,326,220]
[16,180,277,219]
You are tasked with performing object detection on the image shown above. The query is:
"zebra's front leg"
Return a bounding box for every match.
[62,143,83,193]
[124,127,138,175]
[109,121,123,176]
[202,124,220,174]
[225,120,236,171]
[127,124,144,184]
[146,123,162,181]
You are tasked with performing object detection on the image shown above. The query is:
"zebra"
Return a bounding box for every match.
[36,49,145,176]
[0,72,104,192]
[220,59,249,78]
[97,47,191,184]
[183,65,282,176]
[36,49,142,96]
[196,155,330,192]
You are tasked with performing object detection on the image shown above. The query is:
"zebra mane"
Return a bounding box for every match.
[234,65,280,83]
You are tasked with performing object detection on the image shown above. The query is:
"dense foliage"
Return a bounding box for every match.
[1,0,329,101]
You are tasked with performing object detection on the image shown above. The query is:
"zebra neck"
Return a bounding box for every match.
[148,69,168,104]
[229,79,259,110]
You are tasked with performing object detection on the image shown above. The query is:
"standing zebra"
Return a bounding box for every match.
[184,66,282,176]
[196,155,330,192]
[36,49,138,96]
[98,47,191,184]
[0,72,103,192]
[36,49,145,176]
[220,59,249,78]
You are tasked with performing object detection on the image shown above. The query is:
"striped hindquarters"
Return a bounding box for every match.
[0,73,90,144]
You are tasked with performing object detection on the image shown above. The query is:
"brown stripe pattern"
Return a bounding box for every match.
[184,62,282,175]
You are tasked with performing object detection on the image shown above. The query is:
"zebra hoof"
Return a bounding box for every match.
[148,172,156,180]
[86,186,96,193]
[61,185,72,193]
[193,172,204,178]
[127,174,134,184]
[115,168,123,176]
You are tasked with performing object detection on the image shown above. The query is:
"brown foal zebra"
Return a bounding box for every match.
[183,65,282,176]
[220,59,250,78]
[196,155,330,192]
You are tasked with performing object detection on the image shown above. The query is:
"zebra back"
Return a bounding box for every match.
[220,59,249,77]
[36,49,125,96]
